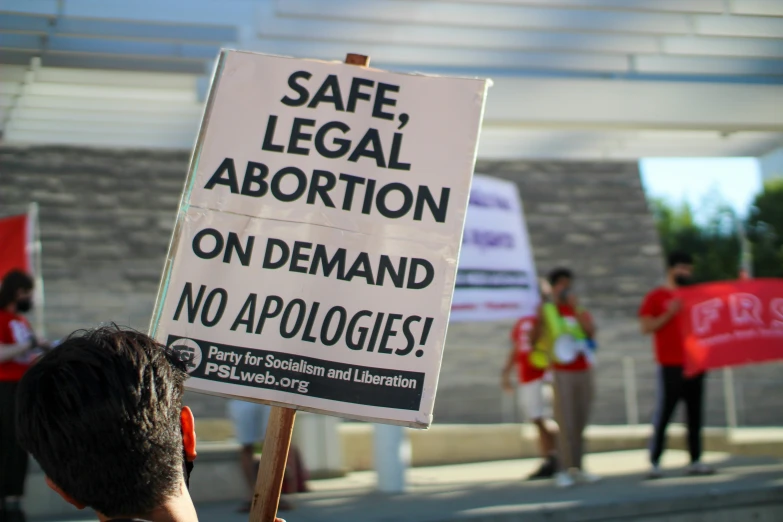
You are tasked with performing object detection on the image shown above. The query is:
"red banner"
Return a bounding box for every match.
[680,279,783,376]
[0,214,30,279]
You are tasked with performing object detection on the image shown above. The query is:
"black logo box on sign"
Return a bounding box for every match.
[167,335,425,411]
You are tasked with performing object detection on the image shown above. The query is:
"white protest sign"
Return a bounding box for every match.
[150,51,489,428]
[450,175,539,322]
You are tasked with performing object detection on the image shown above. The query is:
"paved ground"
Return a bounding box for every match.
[37,449,783,522]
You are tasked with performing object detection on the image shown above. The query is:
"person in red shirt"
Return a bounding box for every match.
[531,268,600,488]
[639,251,714,479]
[0,270,40,522]
[501,311,557,480]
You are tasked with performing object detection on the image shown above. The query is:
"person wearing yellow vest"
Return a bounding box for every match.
[530,268,600,488]
[501,279,557,480]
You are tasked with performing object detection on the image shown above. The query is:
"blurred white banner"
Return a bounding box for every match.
[451,174,539,322]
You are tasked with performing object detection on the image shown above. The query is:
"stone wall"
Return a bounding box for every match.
[0,146,226,418]
[1,146,780,426]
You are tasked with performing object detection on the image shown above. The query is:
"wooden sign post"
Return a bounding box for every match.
[248,406,296,522]
[248,52,372,522]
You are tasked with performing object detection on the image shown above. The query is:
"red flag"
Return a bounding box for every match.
[0,214,30,279]
[679,279,783,376]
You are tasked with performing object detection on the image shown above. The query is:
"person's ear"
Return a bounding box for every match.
[181,406,197,461]
[45,476,86,510]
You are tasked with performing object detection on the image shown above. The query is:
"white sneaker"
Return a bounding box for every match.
[572,469,602,484]
[647,464,663,480]
[555,471,575,488]
[687,462,716,476]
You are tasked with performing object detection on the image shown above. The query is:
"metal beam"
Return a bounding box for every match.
[0,0,58,17]
[14,93,201,112]
[635,54,783,75]
[444,0,725,14]
[0,13,51,33]
[53,17,237,43]
[484,77,783,131]
[23,82,196,102]
[477,128,783,159]
[256,4,659,54]
[0,33,220,60]
[278,0,693,34]
[732,0,783,17]
[40,54,209,74]
[33,67,196,89]
[696,13,783,38]
[661,35,783,58]
[4,127,196,148]
[243,38,630,72]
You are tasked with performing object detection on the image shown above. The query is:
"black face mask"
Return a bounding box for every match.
[16,298,32,313]
[674,275,692,287]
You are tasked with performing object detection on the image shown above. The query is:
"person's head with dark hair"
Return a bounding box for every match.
[0,270,34,312]
[15,325,198,522]
[666,251,694,288]
[547,267,573,304]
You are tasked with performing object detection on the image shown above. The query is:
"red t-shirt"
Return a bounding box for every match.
[510,316,545,383]
[0,310,35,382]
[552,304,590,372]
[638,287,683,366]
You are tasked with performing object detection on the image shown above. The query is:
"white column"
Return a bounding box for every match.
[373,424,409,493]
[723,367,738,431]
[293,412,344,478]
[623,356,639,425]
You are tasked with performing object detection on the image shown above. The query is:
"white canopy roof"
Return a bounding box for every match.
[1,0,782,159]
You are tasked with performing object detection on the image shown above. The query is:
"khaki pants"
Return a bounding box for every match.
[553,369,594,471]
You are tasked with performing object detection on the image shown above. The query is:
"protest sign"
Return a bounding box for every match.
[680,278,783,376]
[451,175,538,322]
[150,50,489,428]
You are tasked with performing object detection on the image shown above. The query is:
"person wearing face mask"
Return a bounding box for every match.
[639,251,714,479]
[531,268,600,488]
[0,270,46,522]
[15,325,287,522]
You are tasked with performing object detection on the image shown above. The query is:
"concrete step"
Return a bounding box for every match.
[30,422,782,517]
[32,450,783,522]
[193,419,783,471]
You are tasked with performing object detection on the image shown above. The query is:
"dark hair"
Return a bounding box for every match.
[667,251,694,268]
[0,270,33,308]
[16,325,189,517]
[548,267,573,286]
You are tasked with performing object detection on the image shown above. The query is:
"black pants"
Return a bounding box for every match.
[649,365,705,465]
[0,381,28,497]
